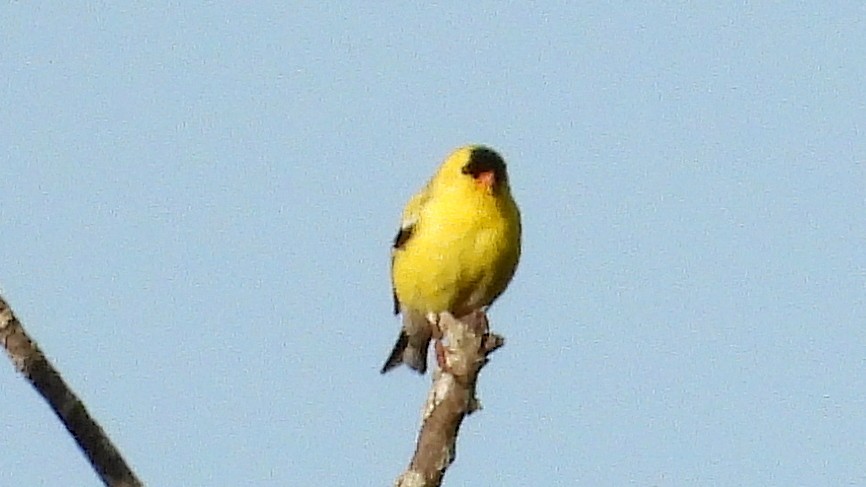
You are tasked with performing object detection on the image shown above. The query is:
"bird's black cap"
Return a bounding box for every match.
[461,146,507,183]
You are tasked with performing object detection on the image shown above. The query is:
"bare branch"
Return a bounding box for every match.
[393,310,505,487]
[0,294,143,487]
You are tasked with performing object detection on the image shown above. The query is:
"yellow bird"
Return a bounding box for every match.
[381,145,522,374]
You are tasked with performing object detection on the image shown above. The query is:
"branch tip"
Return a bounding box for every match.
[393,310,505,487]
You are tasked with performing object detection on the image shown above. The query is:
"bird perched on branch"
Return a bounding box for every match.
[381,145,522,374]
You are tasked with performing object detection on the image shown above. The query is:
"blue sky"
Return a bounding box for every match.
[2,3,865,485]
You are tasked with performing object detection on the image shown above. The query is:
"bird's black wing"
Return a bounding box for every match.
[390,223,415,315]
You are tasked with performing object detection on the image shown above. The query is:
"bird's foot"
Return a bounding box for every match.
[427,311,443,340]
[434,339,452,373]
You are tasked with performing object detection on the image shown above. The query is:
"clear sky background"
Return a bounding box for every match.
[2,3,865,486]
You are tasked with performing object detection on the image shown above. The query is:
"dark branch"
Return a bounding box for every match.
[0,295,143,487]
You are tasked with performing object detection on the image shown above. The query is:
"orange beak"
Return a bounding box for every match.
[476,170,496,191]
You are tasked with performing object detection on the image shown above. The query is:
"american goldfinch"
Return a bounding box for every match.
[381,145,521,374]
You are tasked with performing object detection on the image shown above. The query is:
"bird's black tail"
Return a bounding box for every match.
[380,330,428,374]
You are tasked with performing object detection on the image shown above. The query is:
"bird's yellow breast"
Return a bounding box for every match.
[392,182,521,317]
